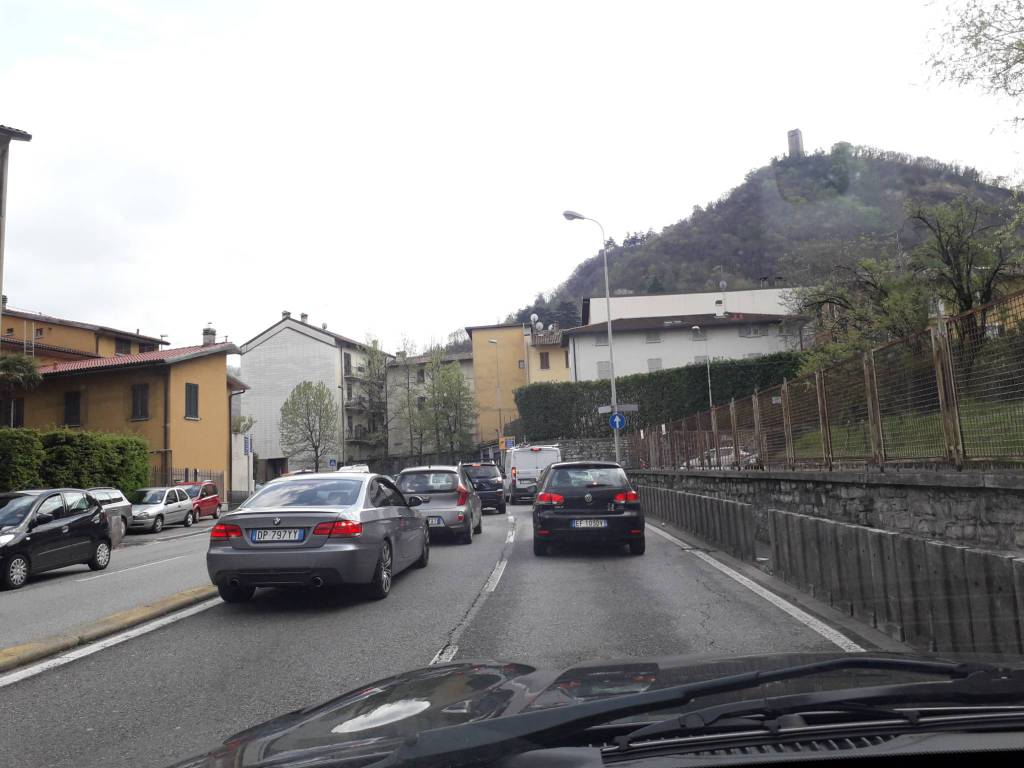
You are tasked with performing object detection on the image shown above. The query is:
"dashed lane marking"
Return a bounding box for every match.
[646,524,864,653]
[484,560,508,592]
[430,645,459,665]
[75,555,187,582]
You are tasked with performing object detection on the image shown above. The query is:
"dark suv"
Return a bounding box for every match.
[458,462,506,514]
[531,461,644,557]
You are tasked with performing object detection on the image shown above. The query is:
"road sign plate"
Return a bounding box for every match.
[597,405,612,414]
[609,412,626,430]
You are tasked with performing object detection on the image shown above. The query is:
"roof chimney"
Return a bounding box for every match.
[202,325,216,346]
[1,295,7,309]
[321,322,328,330]
[282,310,291,319]
[300,313,308,323]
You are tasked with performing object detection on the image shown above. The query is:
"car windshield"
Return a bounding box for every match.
[243,479,363,508]
[398,472,459,493]
[548,467,628,489]
[464,465,500,479]
[132,490,167,504]
[10,5,1024,768]
[0,495,36,528]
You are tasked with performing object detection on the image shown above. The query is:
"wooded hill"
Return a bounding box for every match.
[511,143,1017,326]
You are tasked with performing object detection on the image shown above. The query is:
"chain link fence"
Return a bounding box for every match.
[630,288,1024,471]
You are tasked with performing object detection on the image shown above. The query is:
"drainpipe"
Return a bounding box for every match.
[163,366,171,484]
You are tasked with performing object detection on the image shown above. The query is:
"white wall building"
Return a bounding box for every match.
[584,287,794,325]
[385,351,474,457]
[565,312,803,382]
[239,312,384,479]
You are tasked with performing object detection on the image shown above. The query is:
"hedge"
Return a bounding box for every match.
[514,351,803,440]
[0,428,150,495]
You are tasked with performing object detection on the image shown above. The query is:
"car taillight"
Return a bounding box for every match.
[456,485,469,506]
[211,523,242,539]
[614,491,639,503]
[313,520,363,537]
[536,492,564,504]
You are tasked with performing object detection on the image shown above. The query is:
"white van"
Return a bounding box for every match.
[504,445,562,504]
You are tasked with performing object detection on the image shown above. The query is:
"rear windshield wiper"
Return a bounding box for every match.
[377,657,1014,767]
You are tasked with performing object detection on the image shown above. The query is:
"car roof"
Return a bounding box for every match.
[460,460,497,465]
[0,488,85,497]
[265,472,372,482]
[399,466,458,473]
[548,461,621,469]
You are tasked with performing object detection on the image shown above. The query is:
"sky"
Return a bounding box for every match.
[1,0,1021,356]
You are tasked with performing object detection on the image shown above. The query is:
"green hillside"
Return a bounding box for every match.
[511,143,1016,325]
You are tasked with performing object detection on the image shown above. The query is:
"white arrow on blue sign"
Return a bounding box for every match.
[609,411,626,430]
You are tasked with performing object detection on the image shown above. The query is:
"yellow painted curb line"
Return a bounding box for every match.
[0,584,218,673]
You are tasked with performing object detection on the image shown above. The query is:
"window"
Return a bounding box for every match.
[37,494,65,521]
[176,488,189,502]
[539,351,550,370]
[92,490,111,503]
[518,359,525,369]
[564,350,570,368]
[417,396,426,410]
[131,383,149,420]
[397,471,458,493]
[691,328,706,341]
[139,342,157,353]
[694,355,708,364]
[34,327,44,338]
[595,334,608,346]
[62,491,90,514]
[163,491,176,505]
[647,358,663,372]
[0,397,24,427]
[344,351,352,375]
[115,338,132,355]
[3,327,12,336]
[185,383,199,419]
[64,391,82,426]
[416,366,425,384]
[597,361,612,379]
[645,331,662,343]
[381,480,405,507]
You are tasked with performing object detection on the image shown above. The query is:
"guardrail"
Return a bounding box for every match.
[638,485,757,563]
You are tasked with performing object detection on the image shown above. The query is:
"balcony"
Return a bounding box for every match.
[345,428,371,445]
[529,329,562,346]
[344,365,367,381]
[344,395,369,411]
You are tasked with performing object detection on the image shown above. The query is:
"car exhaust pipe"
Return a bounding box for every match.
[228,577,241,588]
[311,576,324,588]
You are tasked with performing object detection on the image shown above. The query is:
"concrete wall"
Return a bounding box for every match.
[569,323,797,381]
[587,288,794,324]
[470,325,528,443]
[630,469,1024,554]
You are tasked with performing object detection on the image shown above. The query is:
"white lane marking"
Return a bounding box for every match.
[505,525,516,544]
[0,599,220,689]
[646,525,864,653]
[507,515,514,523]
[484,560,508,593]
[74,555,187,582]
[430,645,459,665]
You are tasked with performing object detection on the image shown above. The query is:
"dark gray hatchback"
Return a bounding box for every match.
[531,461,644,556]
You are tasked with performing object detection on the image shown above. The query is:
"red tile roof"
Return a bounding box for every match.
[38,342,238,375]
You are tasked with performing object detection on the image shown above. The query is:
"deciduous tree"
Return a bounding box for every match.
[279,381,340,472]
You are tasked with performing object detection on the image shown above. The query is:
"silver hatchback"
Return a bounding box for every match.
[206,473,429,602]
[396,466,482,545]
[129,487,196,533]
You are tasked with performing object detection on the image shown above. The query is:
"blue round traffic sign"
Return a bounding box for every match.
[609,412,626,430]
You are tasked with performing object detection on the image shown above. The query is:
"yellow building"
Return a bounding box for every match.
[525,327,571,384]
[466,323,529,443]
[14,339,241,490]
[0,302,167,365]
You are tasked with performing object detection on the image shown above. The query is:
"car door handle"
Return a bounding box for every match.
[61,525,69,533]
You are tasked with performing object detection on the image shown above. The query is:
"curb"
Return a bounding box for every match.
[0,585,218,673]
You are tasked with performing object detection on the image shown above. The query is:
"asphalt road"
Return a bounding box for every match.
[1,505,844,768]
[0,519,216,647]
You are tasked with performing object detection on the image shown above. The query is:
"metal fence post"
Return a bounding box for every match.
[710,406,721,468]
[781,378,795,470]
[751,391,764,470]
[815,370,833,470]
[863,351,885,466]
[931,324,965,467]
[730,398,741,468]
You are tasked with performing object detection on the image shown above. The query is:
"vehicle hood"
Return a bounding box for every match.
[132,503,163,512]
[169,650,996,767]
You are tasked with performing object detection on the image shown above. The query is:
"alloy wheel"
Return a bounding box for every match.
[8,556,28,587]
[380,542,392,593]
[95,542,111,567]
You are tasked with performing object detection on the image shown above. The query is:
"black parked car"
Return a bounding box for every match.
[458,461,506,514]
[0,489,113,589]
[531,461,644,556]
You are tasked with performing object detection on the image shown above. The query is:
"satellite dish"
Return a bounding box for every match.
[547,324,554,331]
[719,280,728,291]
[529,313,539,323]
[535,321,544,331]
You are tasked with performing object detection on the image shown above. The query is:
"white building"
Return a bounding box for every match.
[565,312,803,382]
[385,350,474,457]
[239,312,386,479]
[583,287,794,325]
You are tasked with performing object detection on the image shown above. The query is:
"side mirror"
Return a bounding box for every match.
[407,495,423,508]
[31,512,54,528]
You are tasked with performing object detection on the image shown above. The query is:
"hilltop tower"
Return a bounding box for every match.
[787,129,804,158]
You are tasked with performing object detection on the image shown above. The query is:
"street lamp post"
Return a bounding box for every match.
[488,339,502,439]
[692,325,713,409]
[564,210,620,464]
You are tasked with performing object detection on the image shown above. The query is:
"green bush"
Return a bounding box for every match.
[0,428,45,491]
[514,352,803,440]
[36,430,151,495]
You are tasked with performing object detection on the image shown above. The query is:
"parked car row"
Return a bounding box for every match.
[129,481,221,533]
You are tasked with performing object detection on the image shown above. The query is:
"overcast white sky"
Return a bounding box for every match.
[1,0,1021,354]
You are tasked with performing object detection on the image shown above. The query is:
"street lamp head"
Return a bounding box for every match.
[691,325,701,331]
[488,339,498,344]
[562,210,585,221]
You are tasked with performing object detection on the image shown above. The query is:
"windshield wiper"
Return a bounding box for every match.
[377,657,1013,767]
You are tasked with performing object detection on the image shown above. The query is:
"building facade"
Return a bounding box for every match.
[466,323,529,443]
[525,326,571,384]
[583,288,794,325]
[565,313,802,382]
[385,350,474,458]
[239,312,386,479]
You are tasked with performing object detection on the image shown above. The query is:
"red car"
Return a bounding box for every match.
[176,481,221,520]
